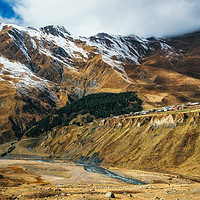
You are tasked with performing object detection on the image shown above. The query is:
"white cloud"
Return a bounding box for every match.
[12,0,200,37]
[0,15,20,25]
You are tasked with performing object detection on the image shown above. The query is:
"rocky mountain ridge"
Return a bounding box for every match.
[0,23,200,142]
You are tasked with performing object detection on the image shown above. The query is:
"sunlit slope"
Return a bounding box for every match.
[0,23,200,143]
[33,109,200,178]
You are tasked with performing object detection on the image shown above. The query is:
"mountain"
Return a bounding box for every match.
[0,23,200,143]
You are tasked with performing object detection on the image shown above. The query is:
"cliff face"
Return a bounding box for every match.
[0,23,200,142]
[36,110,200,177]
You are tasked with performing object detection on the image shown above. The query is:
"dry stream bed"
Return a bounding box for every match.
[0,159,200,200]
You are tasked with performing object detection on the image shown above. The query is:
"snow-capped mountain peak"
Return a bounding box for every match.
[40,25,71,38]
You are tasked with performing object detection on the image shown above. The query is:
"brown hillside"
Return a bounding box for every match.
[30,109,200,178]
[0,24,200,142]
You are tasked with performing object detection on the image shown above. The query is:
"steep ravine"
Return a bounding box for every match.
[34,110,200,178]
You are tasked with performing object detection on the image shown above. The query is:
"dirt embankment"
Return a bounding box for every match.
[27,109,200,179]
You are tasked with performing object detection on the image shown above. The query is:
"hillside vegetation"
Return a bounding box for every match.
[34,109,200,179]
[26,92,142,137]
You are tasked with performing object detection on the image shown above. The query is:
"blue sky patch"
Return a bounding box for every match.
[0,0,16,19]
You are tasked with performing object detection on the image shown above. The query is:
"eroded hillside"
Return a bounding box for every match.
[31,109,200,178]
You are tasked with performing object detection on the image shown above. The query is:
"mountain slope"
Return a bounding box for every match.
[32,109,200,178]
[0,23,200,142]
[25,92,142,137]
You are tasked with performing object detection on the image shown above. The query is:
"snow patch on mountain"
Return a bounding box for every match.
[40,25,71,38]
[50,35,88,60]
[39,48,77,71]
[159,41,173,51]
[102,56,132,83]
[7,28,31,61]
[6,24,42,40]
[83,34,148,65]
[0,56,59,101]
[0,23,4,32]
[0,56,48,86]
[5,24,88,63]
[67,40,88,59]
[31,38,37,49]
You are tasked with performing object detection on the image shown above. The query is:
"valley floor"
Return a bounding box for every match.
[0,107,200,199]
[0,159,200,200]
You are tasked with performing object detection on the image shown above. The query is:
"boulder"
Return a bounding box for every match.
[105,192,115,198]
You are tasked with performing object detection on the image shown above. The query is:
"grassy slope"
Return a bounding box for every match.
[33,108,200,178]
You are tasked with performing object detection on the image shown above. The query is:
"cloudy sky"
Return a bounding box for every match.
[0,0,200,37]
